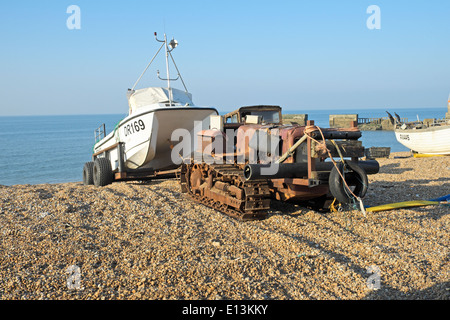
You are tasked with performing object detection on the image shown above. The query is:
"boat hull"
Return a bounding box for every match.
[94,106,218,171]
[394,125,450,155]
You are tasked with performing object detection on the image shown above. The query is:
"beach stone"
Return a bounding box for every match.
[0,153,448,300]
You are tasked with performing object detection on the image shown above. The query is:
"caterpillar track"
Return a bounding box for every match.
[180,163,271,221]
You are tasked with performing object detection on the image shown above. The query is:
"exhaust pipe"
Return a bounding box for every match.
[243,160,379,181]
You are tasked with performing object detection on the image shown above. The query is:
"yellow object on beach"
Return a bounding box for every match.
[366,200,439,212]
[413,153,447,158]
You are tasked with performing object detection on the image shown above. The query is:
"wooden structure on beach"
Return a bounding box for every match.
[329,114,358,128]
[330,114,408,130]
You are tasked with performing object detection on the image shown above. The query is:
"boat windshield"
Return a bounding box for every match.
[241,110,280,124]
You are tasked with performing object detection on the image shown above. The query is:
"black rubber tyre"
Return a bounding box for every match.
[328,161,368,204]
[93,158,113,187]
[82,162,94,185]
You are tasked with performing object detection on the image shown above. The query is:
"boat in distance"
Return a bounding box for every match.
[83,33,218,186]
[388,95,450,155]
[394,124,450,155]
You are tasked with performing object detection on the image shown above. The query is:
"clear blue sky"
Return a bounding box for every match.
[0,0,449,115]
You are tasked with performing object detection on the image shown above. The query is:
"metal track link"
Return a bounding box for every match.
[180,163,271,221]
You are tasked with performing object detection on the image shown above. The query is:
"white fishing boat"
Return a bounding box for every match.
[83,33,218,186]
[389,95,450,155]
[394,124,450,155]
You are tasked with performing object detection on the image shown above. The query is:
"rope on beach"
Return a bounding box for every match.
[307,127,367,216]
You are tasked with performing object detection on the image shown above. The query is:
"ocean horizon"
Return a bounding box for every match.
[0,106,447,186]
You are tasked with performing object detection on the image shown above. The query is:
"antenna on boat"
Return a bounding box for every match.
[129,32,189,107]
[155,32,188,106]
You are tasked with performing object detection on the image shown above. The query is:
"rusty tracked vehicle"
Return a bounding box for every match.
[179,105,379,221]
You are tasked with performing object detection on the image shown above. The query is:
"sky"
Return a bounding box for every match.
[0,0,449,116]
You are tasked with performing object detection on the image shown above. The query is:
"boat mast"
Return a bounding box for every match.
[156,32,178,106]
[163,33,173,106]
[131,32,185,107]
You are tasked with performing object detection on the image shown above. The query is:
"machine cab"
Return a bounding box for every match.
[224,105,282,125]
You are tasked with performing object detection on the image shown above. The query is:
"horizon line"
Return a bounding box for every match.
[0,106,445,117]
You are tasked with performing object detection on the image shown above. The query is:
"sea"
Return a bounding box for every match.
[0,107,446,186]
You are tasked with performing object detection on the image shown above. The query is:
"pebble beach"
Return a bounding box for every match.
[0,152,449,300]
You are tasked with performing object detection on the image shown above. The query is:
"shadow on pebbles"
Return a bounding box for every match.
[0,154,448,300]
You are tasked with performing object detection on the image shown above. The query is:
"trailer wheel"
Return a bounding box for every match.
[82,162,94,185]
[328,161,368,204]
[93,158,113,187]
